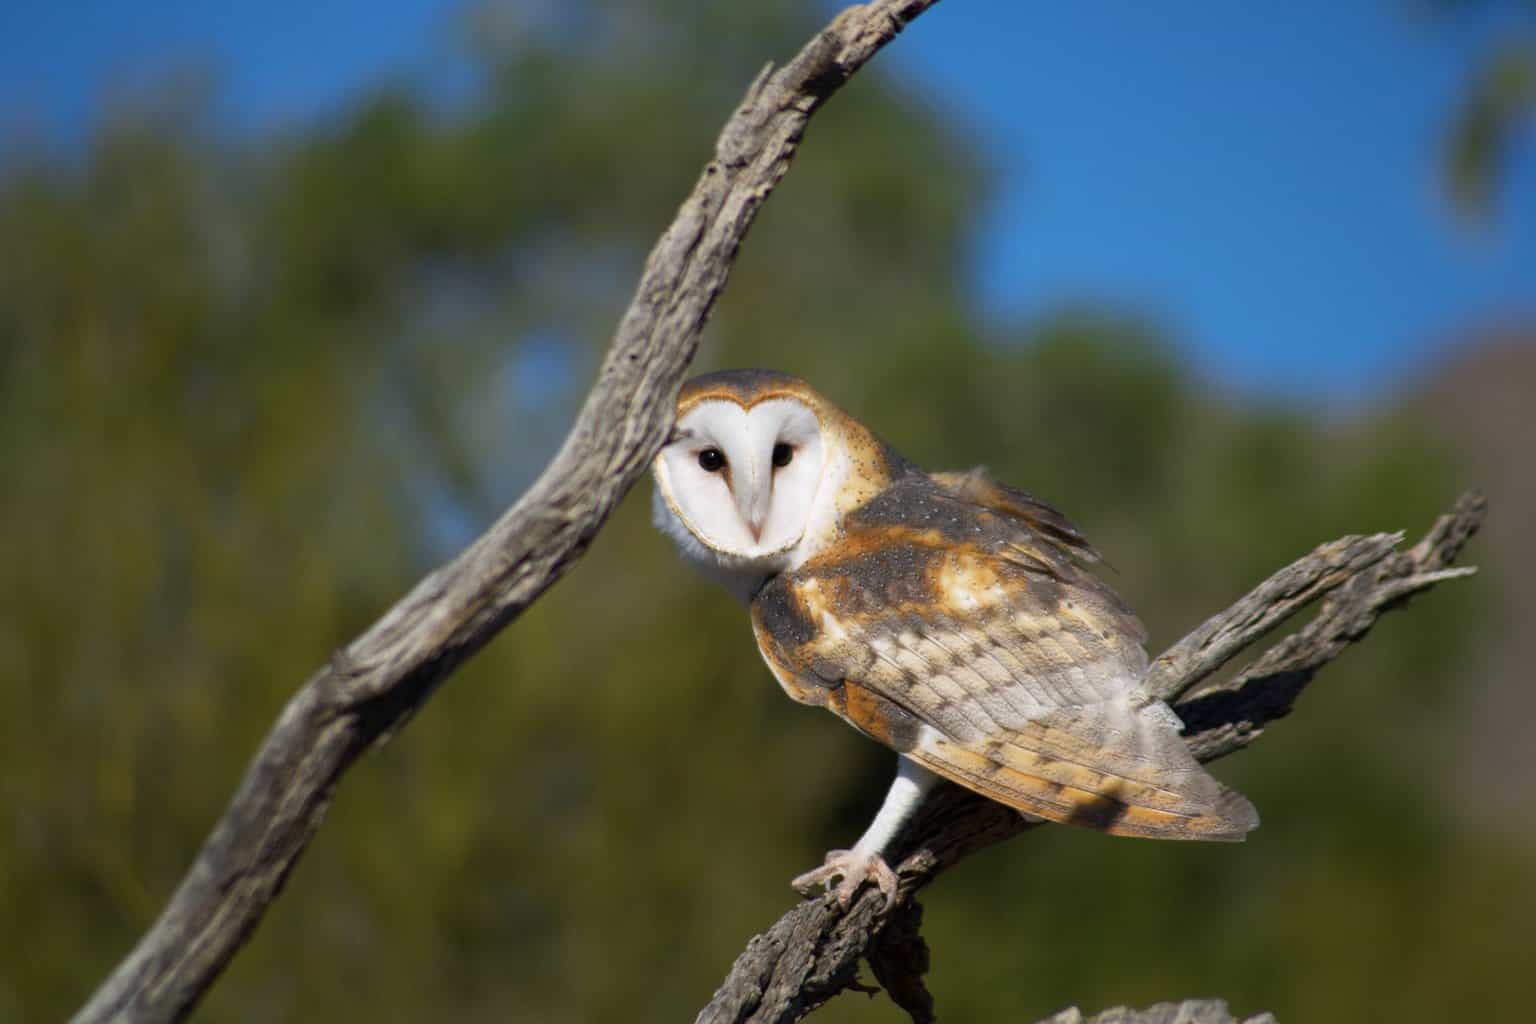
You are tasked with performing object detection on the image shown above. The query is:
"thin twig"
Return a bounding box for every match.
[71,4,944,1021]
[1039,1000,1277,1024]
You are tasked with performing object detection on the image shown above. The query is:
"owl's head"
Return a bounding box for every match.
[652,370,892,596]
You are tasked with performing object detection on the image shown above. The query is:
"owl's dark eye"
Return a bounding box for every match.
[772,443,794,468]
[698,448,725,472]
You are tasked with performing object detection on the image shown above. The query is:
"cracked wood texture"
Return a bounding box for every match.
[695,492,1484,1024]
[1042,1000,1276,1024]
[71,3,943,1022]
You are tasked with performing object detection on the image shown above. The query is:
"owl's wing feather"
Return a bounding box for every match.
[751,471,1257,841]
[929,468,1106,566]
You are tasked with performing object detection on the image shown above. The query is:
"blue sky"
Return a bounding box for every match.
[2,0,1532,405]
[899,2,1536,403]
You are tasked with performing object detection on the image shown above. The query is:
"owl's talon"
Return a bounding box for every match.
[792,849,899,911]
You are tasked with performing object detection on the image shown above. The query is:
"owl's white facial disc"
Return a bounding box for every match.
[653,397,825,567]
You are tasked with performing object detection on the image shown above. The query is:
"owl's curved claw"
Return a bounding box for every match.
[791,848,899,911]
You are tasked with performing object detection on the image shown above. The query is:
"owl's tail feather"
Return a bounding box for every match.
[912,697,1259,841]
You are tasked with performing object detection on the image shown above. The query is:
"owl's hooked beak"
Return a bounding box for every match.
[736,460,773,544]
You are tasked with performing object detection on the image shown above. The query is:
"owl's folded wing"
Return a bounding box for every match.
[750,472,1257,840]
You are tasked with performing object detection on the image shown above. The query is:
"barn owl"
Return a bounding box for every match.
[652,369,1257,909]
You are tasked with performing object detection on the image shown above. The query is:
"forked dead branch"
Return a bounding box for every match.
[70,2,1481,1021]
[74,3,945,1021]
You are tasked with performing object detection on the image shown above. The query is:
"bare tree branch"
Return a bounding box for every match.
[72,3,943,1021]
[1041,1000,1276,1024]
[695,492,1485,1024]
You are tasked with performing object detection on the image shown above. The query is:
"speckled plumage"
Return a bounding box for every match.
[654,370,1256,902]
[752,468,1254,839]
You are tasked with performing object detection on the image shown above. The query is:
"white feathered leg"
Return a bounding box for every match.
[792,757,939,910]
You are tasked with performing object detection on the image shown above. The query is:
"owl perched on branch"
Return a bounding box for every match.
[652,369,1257,908]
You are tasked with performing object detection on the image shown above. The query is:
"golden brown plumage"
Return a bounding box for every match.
[652,370,1256,906]
[751,467,1254,842]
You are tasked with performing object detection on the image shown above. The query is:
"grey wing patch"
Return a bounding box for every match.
[1021,700,1224,806]
[979,595,1148,711]
[913,696,1260,839]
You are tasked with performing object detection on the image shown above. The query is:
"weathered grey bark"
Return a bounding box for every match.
[1041,1001,1276,1024]
[72,3,943,1022]
[694,492,1485,1024]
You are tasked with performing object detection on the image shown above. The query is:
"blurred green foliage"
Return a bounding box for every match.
[1428,0,1536,221]
[0,3,1520,1022]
